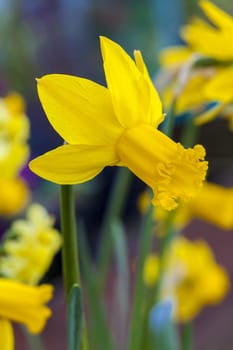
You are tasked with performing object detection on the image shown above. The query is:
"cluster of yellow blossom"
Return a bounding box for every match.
[0,203,61,349]
[0,92,30,216]
[158,0,233,129]
[0,203,62,285]
[139,182,233,231]
[144,237,229,321]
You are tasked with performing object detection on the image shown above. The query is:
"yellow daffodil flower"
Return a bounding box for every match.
[0,278,53,349]
[0,204,62,285]
[30,37,208,211]
[139,182,233,231]
[144,237,229,321]
[181,0,233,61]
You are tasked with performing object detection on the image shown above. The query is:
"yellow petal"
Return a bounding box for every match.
[188,182,233,230]
[203,67,233,103]
[134,50,163,127]
[37,74,122,145]
[159,46,192,67]
[200,0,233,29]
[0,319,14,350]
[100,36,152,127]
[181,15,233,60]
[195,103,226,125]
[29,144,118,184]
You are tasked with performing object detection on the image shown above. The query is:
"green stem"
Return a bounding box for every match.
[98,168,132,286]
[181,322,193,350]
[60,185,80,297]
[162,98,177,137]
[21,327,45,350]
[60,185,89,350]
[128,202,154,350]
[181,118,199,148]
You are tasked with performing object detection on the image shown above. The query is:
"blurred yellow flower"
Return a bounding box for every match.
[162,71,212,115]
[158,45,228,126]
[0,178,29,217]
[144,237,229,321]
[159,46,193,68]
[181,0,233,61]
[0,279,53,349]
[139,182,233,230]
[0,92,29,143]
[157,3,233,127]
[0,92,30,217]
[30,37,207,211]
[0,204,62,285]
[144,255,160,287]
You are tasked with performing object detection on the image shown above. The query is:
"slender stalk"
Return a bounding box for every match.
[22,327,45,350]
[181,322,193,350]
[60,185,89,350]
[79,223,115,350]
[128,202,154,350]
[181,118,199,148]
[98,168,132,286]
[161,98,177,137]
[60,185,80,297]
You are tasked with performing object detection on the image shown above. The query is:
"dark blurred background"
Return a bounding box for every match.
[0,0,233,349]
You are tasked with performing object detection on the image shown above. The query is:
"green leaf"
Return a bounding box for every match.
[111,220,129,346]
[148,301,180,350]
[68,284,83,350]
[79,222,115,350]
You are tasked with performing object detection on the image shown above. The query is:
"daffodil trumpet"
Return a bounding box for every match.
[0,278,53,349]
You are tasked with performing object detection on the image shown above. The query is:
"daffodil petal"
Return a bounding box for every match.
[29,144,118,184]
[0,319,14,350]
[37,74,122,145]
[100,36,152,127]
[158,46,192,67]
[204,67,233,103]
[181,15,233,60]
[134,50,163,127]
[200,0,233,29]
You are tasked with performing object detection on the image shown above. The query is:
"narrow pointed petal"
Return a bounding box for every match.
[37,74,122,145]
[0,319,14,350]
[134,50,163,127]
[200,0,233,29]
[29,144,118,184]
[100,36,152,127]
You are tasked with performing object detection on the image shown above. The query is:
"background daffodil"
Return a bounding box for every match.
[139,182,233,230]
[30,36,208,211]
[0,279,53,350]
[181,0,233,61]
[144,237,229,321]
[0,203,62,285]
